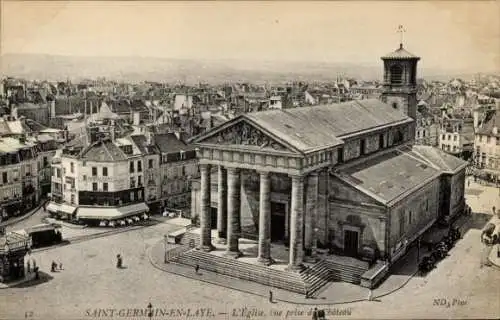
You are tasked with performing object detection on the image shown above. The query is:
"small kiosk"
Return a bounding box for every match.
[0,227,31,283]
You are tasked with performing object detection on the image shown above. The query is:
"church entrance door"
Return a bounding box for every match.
[344,230,359,257]
[270,202,286,242]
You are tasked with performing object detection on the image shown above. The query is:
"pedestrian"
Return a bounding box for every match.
[318,309,325,320]
[367,289,373,301]
[312,307,318,320]
[116,254,123,269]
[51,261,56,272]
[26,260,31,273]
[195,264,200,274]
[34,266,39,280]
[59,262,63,270]
[269,290,273,303]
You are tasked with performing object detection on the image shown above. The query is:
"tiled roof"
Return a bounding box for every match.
[80,140,127,162]
[244,99,412,153]
[336,148,440,205]
[381,45,420,60]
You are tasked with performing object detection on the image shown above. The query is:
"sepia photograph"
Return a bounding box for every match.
[0,1,499,319]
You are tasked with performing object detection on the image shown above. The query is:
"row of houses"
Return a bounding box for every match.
[48,108,200,224]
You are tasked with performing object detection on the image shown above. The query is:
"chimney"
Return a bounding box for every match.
[133,112,140,126]
[473,110,479,129]
[50,100,56,119]
[110,120,116,141]
[10,106,18,119]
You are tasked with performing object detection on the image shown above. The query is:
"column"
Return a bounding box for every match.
[287,175,305,271]
[216,166,227,244]
[224,167,242,258]
[304,172,319,262]
[257,171,273,265]
[199,164,214,252]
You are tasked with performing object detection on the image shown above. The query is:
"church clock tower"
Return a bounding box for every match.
[380,27,420,120]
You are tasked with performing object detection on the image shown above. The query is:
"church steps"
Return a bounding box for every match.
[178,231,200,247]
[300,260,332,296]
[173,249,307,294]
[323,259,369,285]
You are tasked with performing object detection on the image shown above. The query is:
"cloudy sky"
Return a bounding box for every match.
[2,1,499,72]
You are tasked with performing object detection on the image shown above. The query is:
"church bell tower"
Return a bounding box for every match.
[380,26,420,120]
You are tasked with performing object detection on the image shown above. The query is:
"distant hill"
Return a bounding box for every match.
[0,53,488,84]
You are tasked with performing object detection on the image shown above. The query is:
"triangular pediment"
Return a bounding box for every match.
[192,117,301,154]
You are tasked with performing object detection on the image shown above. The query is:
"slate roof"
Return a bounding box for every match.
[407,145,468,173]
[244,99,412,153]
[336,148,440,205]
[154,133,196,154]
[381,45,420,60]
[130,134,158,155]
[477,110,499,137]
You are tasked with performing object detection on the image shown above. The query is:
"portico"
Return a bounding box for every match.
[193,118,339,271]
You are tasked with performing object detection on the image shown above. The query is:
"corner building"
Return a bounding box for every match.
[190,45,467,271]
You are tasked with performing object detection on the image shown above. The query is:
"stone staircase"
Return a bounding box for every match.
[299,260,332,297]
[172,249,307,294]
[323,257,369,285]
[178,231,200,248]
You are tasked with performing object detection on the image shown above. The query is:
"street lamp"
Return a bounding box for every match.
[164,235,168,264]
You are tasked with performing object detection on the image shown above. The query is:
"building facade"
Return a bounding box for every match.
[48,118,198,222]
[474,110,500,181]
[0,137,40,221]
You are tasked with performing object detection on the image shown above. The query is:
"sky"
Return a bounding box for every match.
[1,1,499,73]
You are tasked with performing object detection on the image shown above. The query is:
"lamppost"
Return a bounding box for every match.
[164,235,168,264]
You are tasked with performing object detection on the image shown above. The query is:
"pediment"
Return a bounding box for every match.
[193,118,299,154]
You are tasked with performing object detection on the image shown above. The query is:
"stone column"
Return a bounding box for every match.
[287,175,305,271]
[257,171,273,265]
[199,164,214,252]
[304,172,319,262]
[217,166,227,244]
[224,167,242,258]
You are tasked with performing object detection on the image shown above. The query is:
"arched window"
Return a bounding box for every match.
[390,65,403,84]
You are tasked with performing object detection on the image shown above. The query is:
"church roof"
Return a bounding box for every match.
[381,44,420,60]
[407,145,469,173]
[244,99,412,153]
[335,147,441,205]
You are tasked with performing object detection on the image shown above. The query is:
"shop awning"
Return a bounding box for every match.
[59,204,77,215]
[46,202,60,213]
[77,203,149,220]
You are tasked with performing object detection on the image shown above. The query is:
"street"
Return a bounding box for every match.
[0,182,499,319]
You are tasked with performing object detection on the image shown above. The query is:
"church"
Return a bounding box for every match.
[189,43,467,283]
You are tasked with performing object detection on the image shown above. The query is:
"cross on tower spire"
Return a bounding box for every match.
[397,25,406,49]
